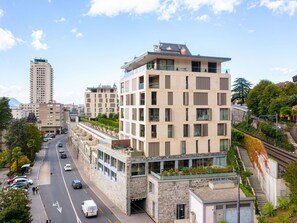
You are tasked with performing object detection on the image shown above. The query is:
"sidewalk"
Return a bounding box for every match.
[66,142,155,223]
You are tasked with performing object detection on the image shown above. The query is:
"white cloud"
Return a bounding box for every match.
[48,0,52,3]
[196,14,210,21]
[71,28,83,38]
[272,67,296,75]
[31,30,48,50]
[0,85,26,102]
[248,29,255,33]
[0,28,22,51]
[260,0,297,16]
[0,8,4,17]
[55,17,66,23]
[86,0,160,16]
[86,0,242,19]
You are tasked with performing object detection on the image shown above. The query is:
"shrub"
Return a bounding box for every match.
[258,215,270,223]
[277,197,289,210]
[263,202,276,217]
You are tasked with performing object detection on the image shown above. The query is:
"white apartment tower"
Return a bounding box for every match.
[85,84,118,118]
[120,42,231,161]
[30,58,53,104]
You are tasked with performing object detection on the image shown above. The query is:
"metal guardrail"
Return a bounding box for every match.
[150,171,237,180]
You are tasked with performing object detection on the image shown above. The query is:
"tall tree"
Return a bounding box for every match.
[0,97,12,150]
[231,78,252,105]
[12,146,23,174]
[246,80,273,116]
[0,188,32,223]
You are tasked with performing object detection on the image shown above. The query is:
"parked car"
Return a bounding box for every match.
[43,138,49,142]
[60,153,67,159]
[7,175,28,184]
[11,181,29,189]
[58,148,65,153]
[72,180,82,189]
[13,177,33,185]
[81,200,98,217]
[58,143,63,147]
[64,164,72,171]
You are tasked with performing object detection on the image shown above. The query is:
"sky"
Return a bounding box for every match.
[0,0,297,105]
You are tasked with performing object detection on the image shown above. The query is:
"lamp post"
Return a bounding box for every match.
[237,174,241,223]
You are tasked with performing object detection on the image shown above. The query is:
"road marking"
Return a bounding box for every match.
[107,219,112,223]
[98,207,103,213]
[53,201,62,213]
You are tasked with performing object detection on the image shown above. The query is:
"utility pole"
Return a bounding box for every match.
[237,174,240,223]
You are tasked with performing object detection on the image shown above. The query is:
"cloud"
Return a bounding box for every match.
[0,8,4,17]
[259,0,297,16]
[0,85,26,102]
[86,0,160,16]
[31,30,48,50]
[196,14,210,21]
[71,28,83,38]
[272,67,296,75]
[86,0,242,19]
[55,17,66,23]
[0,28,22,51]
[248,29,255,33]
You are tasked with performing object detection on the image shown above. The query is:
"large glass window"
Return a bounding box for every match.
[149,108,159,121]
[117,161,125,173]
[149,162,161,174]
[220,108,230,120]
[131,163,145,176]
[151,92,157,105]
[104,154,110,164]
[140,124,145,137]
[168,125,173,138]
[178,160,189,170]
[139,108,144,121]
[196,108,211,120]
[220,139,229,151]
[218,123,227,136]
[157,59,174,71]
[165,108,172,122]
[164,160,175,171]
[192,61,201,72]
[151,125,157,138]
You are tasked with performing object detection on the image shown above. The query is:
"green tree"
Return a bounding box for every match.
[283,161,297,204]
[231,78,252,105]
[281,82,297,96]
[12,146,23,174]
[259,84,281,115]
[0,188,32,222]
[0,97,12,150]
[25,124,42,161]
[246,80,273,116]
[277,196,289,210]
[280,106,292,120]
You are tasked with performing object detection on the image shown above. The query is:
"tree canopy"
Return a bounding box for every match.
[231,78,252,105]
[0,97,12,150]
[283,161,297,204]
[0,188,32,223]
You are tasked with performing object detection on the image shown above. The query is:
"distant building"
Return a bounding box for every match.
[85,84,118,118]
[20,103,40,120]
[39,102,64,134]
[30,58,53,104]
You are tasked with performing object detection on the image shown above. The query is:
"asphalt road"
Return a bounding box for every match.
[38,135,119,223]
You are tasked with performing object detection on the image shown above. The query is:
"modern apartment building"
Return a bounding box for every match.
[69,42,236,223]
[20,103,40,120]
[119,42,231,159]
[30,58,53,104]
[85,84,118,118]
[39,102,64,134]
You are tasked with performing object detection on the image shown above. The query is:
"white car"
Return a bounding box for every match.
[64,164,72,171]
[13,177,33,185]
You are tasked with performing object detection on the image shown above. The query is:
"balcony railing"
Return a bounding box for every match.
[122,64,230,79]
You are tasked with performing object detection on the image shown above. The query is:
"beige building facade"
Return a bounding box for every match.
[39,102,64,134]
[30,58,53,104]
[85,84,118,119]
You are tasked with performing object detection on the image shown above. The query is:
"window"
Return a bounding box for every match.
[148,142,160,156]
[149,75,159,88]
[139,76,144,89]
[194,124,208,137]
[111,171,117,181]
[183,124,189,137]
[149,162,161,173]
[196,108,211,121]
[220,139,229,151]
[165,142,170,156]
[165,108,172,122]
[208,62,217,73]
[220,78,229,90]
[220,108,230,120]
[218,123,227,136]
[165,75,171,89]
[192,61,201,72]
[157,59,174,71]
[208,139,211,153]
[168,125,173,138]
[149,182,154,193]
[131,163,145,176]
[186,76,188,89]
[168,92,173,105]
[164,160,175,170]
[104,154,110,164]
[178,160,189,169]
[140,124,145,137]
[176,204,185,219]
[151,92,157,105]
[104,166,110,176]
[151,125,157,138]
[131,123,136,135]
[149,108,159,121]
[193,92,208,105]
[111,157,116,167]
[140,93,145,105]
[196,140,198,153]
[139,108,144,121]
[196,77,210,90]
[183,92,189,106]
[132,108,137,121]
[181,141,186,154]
[117,161,125,173]
[217,93,227,105]
[99,151,104,160]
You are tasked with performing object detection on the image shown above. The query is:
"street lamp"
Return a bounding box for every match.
[237,174,241,223]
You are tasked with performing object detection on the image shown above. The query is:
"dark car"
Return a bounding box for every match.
[58,143,63,147]
[11,181,29,189]
[72,180,82,189]
[60,153,67,159]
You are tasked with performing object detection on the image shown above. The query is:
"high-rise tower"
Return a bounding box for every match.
[30,58,53,103]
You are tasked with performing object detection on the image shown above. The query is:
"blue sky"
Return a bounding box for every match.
[0,0,297,104]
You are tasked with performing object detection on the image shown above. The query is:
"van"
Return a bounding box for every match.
[81,200,98,217]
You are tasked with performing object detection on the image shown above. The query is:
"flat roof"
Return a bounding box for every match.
[191,186,254,204]
[121,51,231,71]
